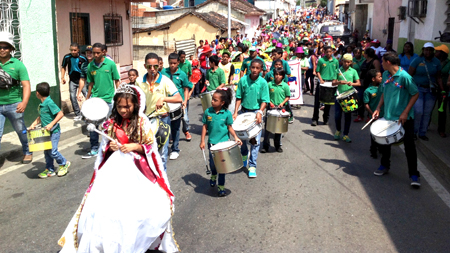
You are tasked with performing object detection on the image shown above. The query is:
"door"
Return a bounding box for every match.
[388,17,395,41]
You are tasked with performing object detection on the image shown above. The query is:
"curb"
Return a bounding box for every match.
[416,140,450,190]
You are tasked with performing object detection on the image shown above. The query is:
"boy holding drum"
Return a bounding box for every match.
[372,52,420,187]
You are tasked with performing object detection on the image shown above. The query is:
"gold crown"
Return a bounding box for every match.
[116,83,136,96]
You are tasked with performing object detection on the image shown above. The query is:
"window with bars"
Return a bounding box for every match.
[70,13,91,47]
[104,15,123,46]
[0,0,21,60]
[408,0,427,18]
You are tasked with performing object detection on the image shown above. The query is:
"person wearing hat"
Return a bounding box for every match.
[332,54,361,143]
[434,44,450,137]
[370,39,383,57]
[409,42,444,141]
[199,44,213,76]
[77,45,94,102]
[0,31,32,164]
[240,47,267,78]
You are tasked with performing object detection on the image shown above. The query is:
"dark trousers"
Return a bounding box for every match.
[437,94,448,133]
[305,69,315,93]
[334,101,351,135]
[312,80,331,122]
[355,86,367,118]
[262,108,284,149]
[378,119,419,177]
[370,135,379,155]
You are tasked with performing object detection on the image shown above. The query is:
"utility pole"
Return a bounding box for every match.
[228,0,231,38]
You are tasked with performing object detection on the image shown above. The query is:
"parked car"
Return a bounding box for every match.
[315,23,353,45]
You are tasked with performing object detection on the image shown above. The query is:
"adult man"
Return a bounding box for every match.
[61,42,88,121]
[373,52,420,187]
[81,43,120,159]
[240,47,267,78]
[0,31,32,164]
[218,51,235,85]
[161,53,192,160]
[312,46,338,126]
[137,53,182,170]
[370,39,383,57]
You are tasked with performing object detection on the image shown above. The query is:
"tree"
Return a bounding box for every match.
[320,0,327,7]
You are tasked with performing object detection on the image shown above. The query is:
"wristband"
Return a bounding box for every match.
[256,110,263,115]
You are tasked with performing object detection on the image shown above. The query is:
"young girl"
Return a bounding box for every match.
[127,69,138,85]
[59,84,178,252]
[200,88,242,197]
[364,69,383,158]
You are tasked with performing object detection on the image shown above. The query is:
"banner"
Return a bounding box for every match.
[265,60,304,105]
[231,62,243,85]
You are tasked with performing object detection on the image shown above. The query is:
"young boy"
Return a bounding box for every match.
[373,52,420,187]
[178,50,192,80]
[206,55,226,91]
[29,82,71,178]
[218,51,235,85]
[270,48,292,77]
[364,69,383,158]
[233,59,270,178]
[261,68,290,153]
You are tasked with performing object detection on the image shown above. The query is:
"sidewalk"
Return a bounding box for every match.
[0,113,86,167]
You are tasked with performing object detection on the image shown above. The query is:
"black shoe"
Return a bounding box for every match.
[276,147,283,153]
[418,135,429,141]
[414,134,418,141]
[311,120,318,126]
[370,152,378,159]
[260,146,269,153]
[323,121,328,125]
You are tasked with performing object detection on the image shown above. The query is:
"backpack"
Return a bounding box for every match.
[0,65,19,89]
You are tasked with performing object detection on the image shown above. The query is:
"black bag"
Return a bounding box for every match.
[0,65,20,89]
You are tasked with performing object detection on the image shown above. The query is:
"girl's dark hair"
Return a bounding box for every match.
[273,67,286,79]
[111,93,140,141]
[401,42,414,57]
[368,69,380,80]
[215,88,233,109]
[364,48,376,58]
[353,47,362,55]
[273,59,283,67]
[308,48,315,56]
[128,69,138,76]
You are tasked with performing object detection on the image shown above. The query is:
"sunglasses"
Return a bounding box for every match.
[0,46,10,50]
[146,64,159,70]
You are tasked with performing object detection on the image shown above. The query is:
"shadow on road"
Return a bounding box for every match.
[181,173,218,197]
[23,161,46,179]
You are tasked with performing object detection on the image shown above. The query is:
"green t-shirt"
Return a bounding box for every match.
[270,59,292,75]
[86,57,120,103]
[241,56,267,75]
[316,57,339,81]
[380,68,418,121]
[364,85,383,118]
[161,67,193,100]
[336,67,359,94]
[268,81,291,105]
[236,75,270,110]
[178,61,192,78]
[352,57,365,76]
[38,97,61,133]
[441,59,450,88]
[206,67,226,91]
[0,57,30,105]
[264,70,289,83]
[202,107,233,144]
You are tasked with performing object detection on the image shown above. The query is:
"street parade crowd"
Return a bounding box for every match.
[1,5,450,253]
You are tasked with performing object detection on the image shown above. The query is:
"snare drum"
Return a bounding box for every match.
[336,89,359,113]
[232,112,263,140]
[149,117,171,151]
[81,97,110,125]
[200,91,215,112]
[27,128,52,152]
[210,141,243,174]
[370,118,405,145]
[266,110,290,133]
[167,103,183,121]
[319,82,337,105]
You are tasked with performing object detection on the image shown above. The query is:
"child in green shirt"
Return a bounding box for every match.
[29,82,70,178]
[363,69,383,158]
[206,55,226,91]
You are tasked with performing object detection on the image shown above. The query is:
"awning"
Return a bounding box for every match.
[218,13,250,26]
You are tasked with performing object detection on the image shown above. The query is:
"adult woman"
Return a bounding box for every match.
[355,47,380,122]
[434,44,450,137]
[352,47,365,77]
[305,48,317,95]
[316,41,324,56]
[398,42,418,71]
[409,42,444,140]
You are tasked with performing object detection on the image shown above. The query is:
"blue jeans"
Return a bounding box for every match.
[0,102,31,155]
[89,102,113,152]
[182,101,190,133]
[208,143,225,185]
[334,100,352,135]
[170,117,181,153]
[44,131,67,171]
[239,109,262,168]
[159,116,171,171]
[69,81,87,116]
[414,88,436,136]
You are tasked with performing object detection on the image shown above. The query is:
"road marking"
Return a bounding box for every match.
[0,135,85,177]
[400,145,450,209]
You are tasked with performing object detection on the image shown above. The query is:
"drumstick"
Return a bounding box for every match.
[375,121,398,136]
[361,117,375,130]
[202,149,211,175]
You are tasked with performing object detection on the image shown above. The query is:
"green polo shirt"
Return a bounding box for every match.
[202,107,233,144]
[441,59,450,88]
[337,66,359,94]
[86,57,120,103]
[264,70,289,83]
[241,56,267,75]
[364,85,384,118]
[161,67,193,100]
[206,67,226,91]
[316,57,339,81]
[179,60,192,78]
[38,97,61,133]
[380,68,418,121]
[236,75,270,110]
[268,81,291,105]
[352,57,365,76]
[0,57,30,105]
[270,59,291,75]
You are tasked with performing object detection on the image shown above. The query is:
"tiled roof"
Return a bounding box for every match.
[196,0,266,16]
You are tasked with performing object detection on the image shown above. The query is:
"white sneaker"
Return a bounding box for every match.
[74,115,83,121]
[169,152,179,160]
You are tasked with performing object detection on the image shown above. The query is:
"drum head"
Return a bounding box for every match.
[336,89,356,99]
[268,110,290,117]
[370,118,402,137]
[81,98,109,122]
[167,103,181,111]
[233,112,256,131]
[210,141,237,151]
[320,82,334,87]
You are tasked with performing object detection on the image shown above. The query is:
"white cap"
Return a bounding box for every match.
[249,46,257,52]
[423,42,434,49]
[0,31,15,50]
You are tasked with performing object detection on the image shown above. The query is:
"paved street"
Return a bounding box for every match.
[1,94,450,252]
